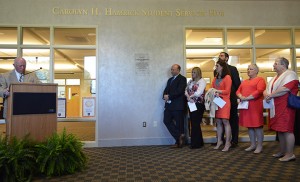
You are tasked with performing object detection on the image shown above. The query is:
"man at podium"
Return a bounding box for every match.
[0,57,41,119]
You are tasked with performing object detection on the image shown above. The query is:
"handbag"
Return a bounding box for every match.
[288,92,300,109]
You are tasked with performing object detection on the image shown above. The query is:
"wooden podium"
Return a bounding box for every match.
[6,83,57,141]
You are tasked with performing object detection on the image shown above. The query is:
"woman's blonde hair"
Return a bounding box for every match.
[192,67,202,80]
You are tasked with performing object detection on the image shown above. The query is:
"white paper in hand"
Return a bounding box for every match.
[213,97,226,108]
[263,99,274,109]
[238,101,249,109]
[188,102,197,112]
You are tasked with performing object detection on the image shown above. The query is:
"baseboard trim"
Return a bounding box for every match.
[95,135,276,148]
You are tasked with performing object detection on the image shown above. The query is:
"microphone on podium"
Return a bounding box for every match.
[24,67,42,75]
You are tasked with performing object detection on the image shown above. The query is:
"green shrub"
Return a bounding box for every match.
[0,129,87,180]
[35,128,87,177]
[0,135,37,182]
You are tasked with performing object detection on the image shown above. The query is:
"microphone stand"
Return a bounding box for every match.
[24,67,42,75]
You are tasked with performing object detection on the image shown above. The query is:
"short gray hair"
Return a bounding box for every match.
[249,64,259,74]
[277,57,289,69]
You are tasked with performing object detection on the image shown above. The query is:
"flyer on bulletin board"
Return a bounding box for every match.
[57,98,66,118]
[82,97,95,117]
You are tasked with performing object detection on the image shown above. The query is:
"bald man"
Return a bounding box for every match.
[0,57,41,119]
[163,64,187,148]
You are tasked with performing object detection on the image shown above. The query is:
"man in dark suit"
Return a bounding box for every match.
[219,52,241,147]
[0,57,41,119]
[163,64,187,148]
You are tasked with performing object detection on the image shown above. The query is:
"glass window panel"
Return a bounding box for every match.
[186,48,223,81]
[66,79,80,85]
[228,49,252,80]
[22,27,50,45]
[54,48,96,118]
[0,27,17,44]
[186,29,223,45]
[227,29,251,45]
[255,29,291,45]
[54,28,96,45]
[296,29,300,45]
[256,48,291,74]
[90,80,96,94]
[0,49,17,73]
[84,56,96,79]
[54,79,66,85]
[54,49,96,73]
[22,49,50,83]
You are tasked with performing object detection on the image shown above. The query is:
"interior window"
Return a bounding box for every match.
[227,29,251,45]
[54,49,96,118]
[0,27,17,44]
[255,29,291,45]
[22,27,50,45]
[185,27,298,140]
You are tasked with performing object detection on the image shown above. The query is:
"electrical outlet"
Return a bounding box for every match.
[153,121,157,127]
[143,122,146,127]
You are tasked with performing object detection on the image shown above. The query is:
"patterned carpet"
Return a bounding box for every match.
[33,141,300,182]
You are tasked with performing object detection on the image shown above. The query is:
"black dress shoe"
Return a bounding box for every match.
[170,144,179,149]
[230,142,238,148]
[178,135,185,148]
[190,146,202,149]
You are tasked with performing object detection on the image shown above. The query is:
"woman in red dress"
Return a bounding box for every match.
[212,59,232,152]
[264,57,299,162]
[236,64,266,154]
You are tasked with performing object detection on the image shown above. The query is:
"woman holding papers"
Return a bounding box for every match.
[264,57,299,162]
[185,67,206,149]
[212,59,232,152]
[236,64,266,154]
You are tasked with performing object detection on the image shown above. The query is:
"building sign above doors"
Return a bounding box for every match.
[52,7,225,17]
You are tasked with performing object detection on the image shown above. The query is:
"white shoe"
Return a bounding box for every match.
[244,146,256,152]
[279,155,296,162]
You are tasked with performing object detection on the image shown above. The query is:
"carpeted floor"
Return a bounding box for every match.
[33,141,300,182]
[1,122,297,181]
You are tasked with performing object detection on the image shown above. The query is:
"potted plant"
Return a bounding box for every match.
[0,135,37,182]
[35,128,87,177]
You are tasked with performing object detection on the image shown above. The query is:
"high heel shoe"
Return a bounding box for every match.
[253,149,262,154]
[245,146,256,152]
[222,143,231,152]
[213,141,223,150]
[253,146,263,154]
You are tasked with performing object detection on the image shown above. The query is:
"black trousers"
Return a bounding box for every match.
[189,103,205,147]
[163,109,184,143]
[230,104,239,144]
